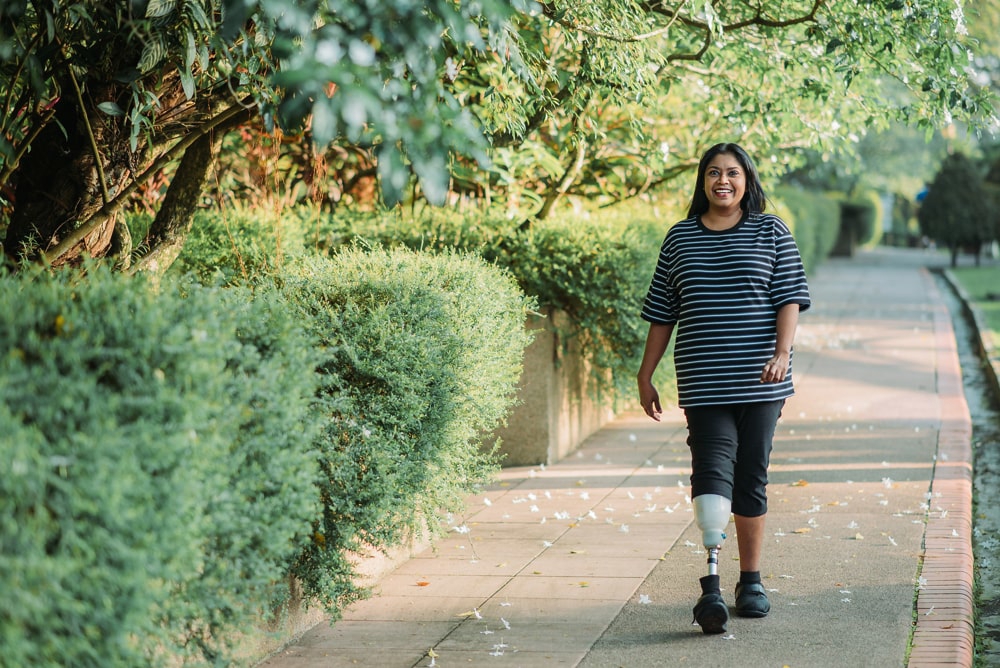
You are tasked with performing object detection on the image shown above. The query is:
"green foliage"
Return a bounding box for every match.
[463,0,994,207]
[490,212,664,397]
[280,248,534,610]
[334,205,665,398]
[168,205,325,285]
[0,0,525,216]
[949,266,1000,345]
[165,203,664,398]
[0,266,321,666]
[839,191,882,249]
[0,244,538,660]
[771,186,841,276]
[918,153,995,257]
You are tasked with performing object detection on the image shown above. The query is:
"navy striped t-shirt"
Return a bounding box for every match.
[641,212,811,407]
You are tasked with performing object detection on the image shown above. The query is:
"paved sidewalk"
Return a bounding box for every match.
[259,248,974,668]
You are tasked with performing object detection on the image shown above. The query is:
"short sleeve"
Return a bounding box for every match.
[641,235,680,324]
[770,219,811,312]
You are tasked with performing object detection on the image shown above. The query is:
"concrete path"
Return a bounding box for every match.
[258,248,974,668]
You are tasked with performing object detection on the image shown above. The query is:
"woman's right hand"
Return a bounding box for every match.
[638,379,662,421]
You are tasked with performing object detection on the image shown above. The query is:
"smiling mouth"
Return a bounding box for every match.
[713,189,733,196]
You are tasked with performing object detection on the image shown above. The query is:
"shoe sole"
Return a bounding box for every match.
[735,607,769,618]
[695,603,729,634]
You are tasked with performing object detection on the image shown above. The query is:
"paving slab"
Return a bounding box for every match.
[258,248,974,668]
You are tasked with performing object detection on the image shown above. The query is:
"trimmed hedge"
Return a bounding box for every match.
[282,247,534,610]
[771,186,841,274]
[168,205,665,398]
[0,247,533,664]
[0,267,321,666]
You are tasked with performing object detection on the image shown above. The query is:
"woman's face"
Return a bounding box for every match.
[703,153,746,211]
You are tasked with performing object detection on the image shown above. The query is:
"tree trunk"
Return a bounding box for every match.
[130,131,220,278]
[3,79,133,267]
[536,137,588,221]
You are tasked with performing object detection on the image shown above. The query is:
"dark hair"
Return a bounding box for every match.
[686,142,766,218]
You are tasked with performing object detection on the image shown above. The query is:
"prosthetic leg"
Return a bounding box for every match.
[691,494,731,634]
[695,493,731,576]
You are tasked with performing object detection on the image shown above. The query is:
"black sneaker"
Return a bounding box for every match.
[692,575,728,634]
[734,582,770,618]
[693,591,729,634]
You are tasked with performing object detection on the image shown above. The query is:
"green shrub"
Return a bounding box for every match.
[171,286,323,661]
[315,207,664,398]
[167,205,326,285]
[281,248,534,612]
[157,203,665,400]
[772,186,840,275]
[846,189,883,248]
[0,267,320,667]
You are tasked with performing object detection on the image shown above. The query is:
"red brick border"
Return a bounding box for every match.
[908,274,975,667]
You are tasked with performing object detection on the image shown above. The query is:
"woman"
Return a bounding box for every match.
[636,142,810,634]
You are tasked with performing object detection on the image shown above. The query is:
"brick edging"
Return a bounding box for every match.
[907,270,976,667]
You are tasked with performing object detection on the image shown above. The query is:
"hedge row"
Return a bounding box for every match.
[0,248,531,666]
[771,186,842,275]
[284,248,533,610]
[171,204,666,399]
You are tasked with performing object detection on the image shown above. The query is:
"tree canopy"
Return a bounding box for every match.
[0,0,994,270]
[918,151,997,266]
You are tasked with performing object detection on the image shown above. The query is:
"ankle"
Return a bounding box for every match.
[699,574,721,594]
[739,570,761,585]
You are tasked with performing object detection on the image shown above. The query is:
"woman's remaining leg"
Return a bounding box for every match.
[731,400,784,617]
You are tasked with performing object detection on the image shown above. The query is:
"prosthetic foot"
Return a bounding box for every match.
[691,494,732,634]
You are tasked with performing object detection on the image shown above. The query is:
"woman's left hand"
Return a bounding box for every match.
[760,352,790,383]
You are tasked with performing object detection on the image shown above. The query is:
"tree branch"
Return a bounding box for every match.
[42,100,253,265]
[539,0,825,46]
[538,0,690,42]
[66,62,111,207]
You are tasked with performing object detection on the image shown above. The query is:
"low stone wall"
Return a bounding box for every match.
[491,309,616,467]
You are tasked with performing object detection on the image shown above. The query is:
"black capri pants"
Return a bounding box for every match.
[683,400,785,518]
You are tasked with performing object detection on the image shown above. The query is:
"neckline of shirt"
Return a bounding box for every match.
[697,210,750,234]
